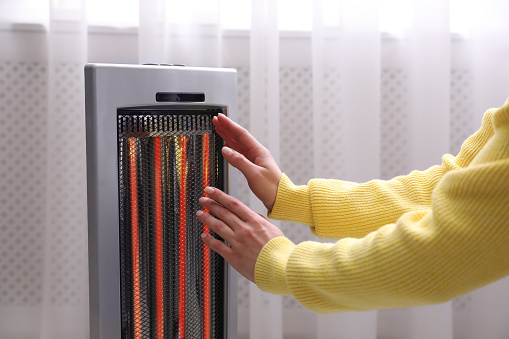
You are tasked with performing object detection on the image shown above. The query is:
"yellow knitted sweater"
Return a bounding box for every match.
[255,97,509,313]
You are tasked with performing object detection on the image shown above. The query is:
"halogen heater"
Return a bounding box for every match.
[85,64,238,339]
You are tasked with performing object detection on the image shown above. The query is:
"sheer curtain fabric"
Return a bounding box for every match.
[0,0,509,338]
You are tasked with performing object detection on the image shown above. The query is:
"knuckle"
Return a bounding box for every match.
[205,234,219,248]
[208,218,224,233]
[208,201,223,216]
[214,221,227,234]
[226,198,240,210]
[206,237,219,250]
[239,126,248,135]
[210,202,225,216]
[231,151,240,162]
[211,240,231,259]
[200,197,212,208]
[230,151,244,165]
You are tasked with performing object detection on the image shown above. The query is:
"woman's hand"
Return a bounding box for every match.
[197,186,284,283]
[213,113,282,211]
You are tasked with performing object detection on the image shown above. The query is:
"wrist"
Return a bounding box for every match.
[265,171,282,211]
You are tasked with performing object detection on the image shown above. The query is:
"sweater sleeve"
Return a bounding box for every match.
[268,108,496,239]
[255,100,509,313]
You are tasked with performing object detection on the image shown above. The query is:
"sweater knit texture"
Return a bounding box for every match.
[255,96,509,313]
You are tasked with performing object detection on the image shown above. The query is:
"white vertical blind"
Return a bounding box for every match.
[383,1,453,337]
[138,0,164,64]
[467,2,509,339]
[410,303,453,339]
[406,0,451,171]
[317,311,378,339]
[41,1,89,339]
[339,0,381,183]
[248,0,283,338]
[312,0,325,178]
[317,1,380,337]
[469,0,509,116]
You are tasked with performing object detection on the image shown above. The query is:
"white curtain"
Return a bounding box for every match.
[1,0,509,338]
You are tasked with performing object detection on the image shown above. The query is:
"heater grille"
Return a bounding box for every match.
[117,107,226,339]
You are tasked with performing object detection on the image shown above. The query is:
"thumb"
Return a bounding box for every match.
[222,146,259,178]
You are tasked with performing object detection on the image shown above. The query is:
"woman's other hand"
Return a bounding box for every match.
[197,186,284,283]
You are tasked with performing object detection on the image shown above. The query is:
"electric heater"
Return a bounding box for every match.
[85,64,238,339]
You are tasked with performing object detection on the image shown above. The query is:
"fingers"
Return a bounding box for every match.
[197,187,285,283]
[199,195,245,230]
[196,209,235,239]
[213,114,265,161]
[201,187,256,223]
[200,233,233,261]
[214,123,246,156]
[197,188,248,270]
[221,146,259,180]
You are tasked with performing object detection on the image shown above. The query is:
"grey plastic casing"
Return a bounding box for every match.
[84,63,238,339]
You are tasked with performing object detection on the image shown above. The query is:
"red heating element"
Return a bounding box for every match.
[118,110,225,339]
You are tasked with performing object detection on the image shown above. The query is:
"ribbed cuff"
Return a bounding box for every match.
[493,98,509,129]
[254,236,296,296]
[268,173,314,226]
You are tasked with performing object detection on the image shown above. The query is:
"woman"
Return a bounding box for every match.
[196,96,509,313]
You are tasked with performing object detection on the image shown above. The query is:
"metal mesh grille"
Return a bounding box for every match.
[118,110,225,339]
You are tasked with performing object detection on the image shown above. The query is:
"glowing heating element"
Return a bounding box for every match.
[118,109,225,339]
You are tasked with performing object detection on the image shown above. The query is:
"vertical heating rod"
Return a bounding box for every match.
[163,136,178,339]
[202,133,211,339]
[153,137,164,339]
[129,138,142,339]
[178,136,188,339]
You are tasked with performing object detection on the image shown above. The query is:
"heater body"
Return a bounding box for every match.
[85,64,238,339]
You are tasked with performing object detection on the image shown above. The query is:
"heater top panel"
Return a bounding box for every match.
[117,104,227,114]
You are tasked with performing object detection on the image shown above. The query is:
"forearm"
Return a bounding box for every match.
[269,108,496,239]
[270,168,446,238]
[257,158,509,313]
